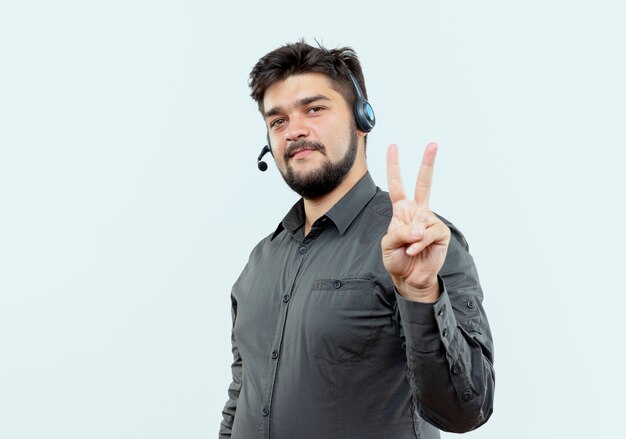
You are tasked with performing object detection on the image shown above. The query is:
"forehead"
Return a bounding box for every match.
[262,73,344,113]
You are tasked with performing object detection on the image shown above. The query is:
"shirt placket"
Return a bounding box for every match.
[258,220,328,439]
[257,239,311,438]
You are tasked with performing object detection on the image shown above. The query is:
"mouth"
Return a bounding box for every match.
[289,148,317,159]
[285,141,325,161]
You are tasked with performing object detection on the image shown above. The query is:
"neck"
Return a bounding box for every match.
[302,165,367,236]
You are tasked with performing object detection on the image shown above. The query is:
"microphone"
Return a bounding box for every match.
[257,145,271,171]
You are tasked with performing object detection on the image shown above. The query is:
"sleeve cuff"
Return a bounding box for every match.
[395,276,458,352]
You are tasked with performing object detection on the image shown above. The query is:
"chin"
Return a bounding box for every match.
[288,160,325,175]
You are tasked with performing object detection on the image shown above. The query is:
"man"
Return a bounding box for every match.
[219,41,495,439]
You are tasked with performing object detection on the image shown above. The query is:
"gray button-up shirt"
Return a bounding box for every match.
[220,173,494,438]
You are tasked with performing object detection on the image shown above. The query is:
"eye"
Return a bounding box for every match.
[307,106,324,114]
[270,118,286,129]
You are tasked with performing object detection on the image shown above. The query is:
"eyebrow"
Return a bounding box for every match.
[264,94,331,119]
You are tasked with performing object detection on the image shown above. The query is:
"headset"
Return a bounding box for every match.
[257,71,375,171]
[349,71,376,133]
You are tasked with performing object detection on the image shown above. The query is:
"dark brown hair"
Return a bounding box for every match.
[249,40,368,114]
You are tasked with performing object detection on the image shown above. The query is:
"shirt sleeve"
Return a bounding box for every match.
[394,222,495,433]
[219,295,242,438]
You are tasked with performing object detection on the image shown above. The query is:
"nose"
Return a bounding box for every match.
[285,114,309,142]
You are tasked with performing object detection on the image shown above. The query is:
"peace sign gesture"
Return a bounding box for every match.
[381,143,451,303]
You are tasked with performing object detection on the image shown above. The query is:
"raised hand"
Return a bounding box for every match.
[381,143,451,302]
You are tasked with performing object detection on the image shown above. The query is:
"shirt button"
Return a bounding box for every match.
[466,300,474,309]
[298,246,307,254]
[282,294,291,303]
[333,280,342,289]
[262,407,270,417]
[271,350,279,359]
[452,364,462,375]
[442,328,449,338]
[438,305,446,316]
[462,390,472,401]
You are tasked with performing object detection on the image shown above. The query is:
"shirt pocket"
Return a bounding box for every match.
[301,278,376,365]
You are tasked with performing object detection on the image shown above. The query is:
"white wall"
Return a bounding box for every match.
[1,1,624,437]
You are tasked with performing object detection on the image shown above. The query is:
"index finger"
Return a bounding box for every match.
[386,144,406,203]
[414,142,439,206]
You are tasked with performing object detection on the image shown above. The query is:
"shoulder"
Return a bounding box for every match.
[364,187,393,219]
[250,230,280,257]
[360,188,470,246]
[366,186,471,252]
[233,230,280,287]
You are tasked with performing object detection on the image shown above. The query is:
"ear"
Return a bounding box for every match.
[355,129,368,146]
[356,131,368,152]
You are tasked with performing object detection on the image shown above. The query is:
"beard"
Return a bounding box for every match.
[279,127,358,199]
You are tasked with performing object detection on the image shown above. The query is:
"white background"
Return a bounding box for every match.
[1,1,624,438]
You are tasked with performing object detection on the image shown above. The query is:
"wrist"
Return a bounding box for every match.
[393,276,441,303]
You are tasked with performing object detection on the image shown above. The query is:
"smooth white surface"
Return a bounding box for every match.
[1,1,624,437]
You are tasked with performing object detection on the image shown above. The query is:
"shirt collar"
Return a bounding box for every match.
[271,172,377,240]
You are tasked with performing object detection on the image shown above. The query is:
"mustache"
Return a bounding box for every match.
[284,140,326,160]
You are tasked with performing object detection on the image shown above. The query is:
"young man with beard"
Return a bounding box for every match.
[219,41,495,439]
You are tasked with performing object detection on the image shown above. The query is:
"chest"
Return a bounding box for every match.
[232,229,397,364]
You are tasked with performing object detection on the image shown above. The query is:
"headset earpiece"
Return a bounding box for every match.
[348,71,376,133]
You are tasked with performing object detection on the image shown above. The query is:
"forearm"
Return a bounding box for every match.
[219,342,242,438]
[219,299,242,438]
[397,287,495,432]
[219,367,241,438]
